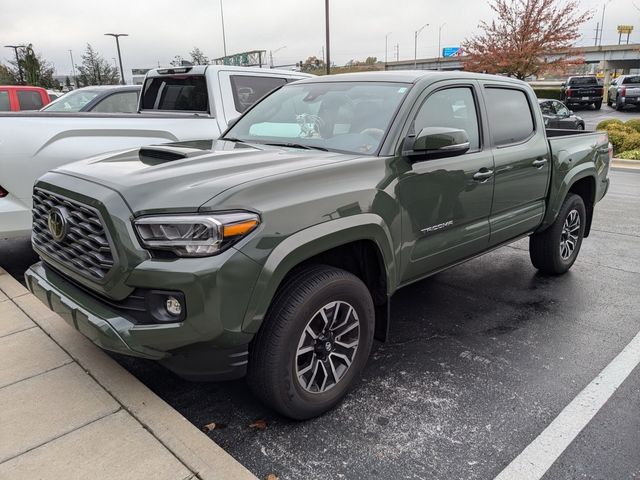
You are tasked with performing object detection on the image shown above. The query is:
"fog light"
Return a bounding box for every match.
[165,296,182,316]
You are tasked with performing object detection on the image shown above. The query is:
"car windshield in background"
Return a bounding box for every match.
[141,75,209,112]
[224,81,411,155]
[623,76,640,84]
[569,77,598,86]
[42,89,99,111]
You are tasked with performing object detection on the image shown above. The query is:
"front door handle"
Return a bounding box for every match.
[532,158,548,168]
[473,169,494,182]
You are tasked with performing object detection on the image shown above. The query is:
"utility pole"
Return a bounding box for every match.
[104,33,128,85]
[598,0,613,46]
[68,49,77,88]
[4,45,26,84]
[594,22,600,46]
[325,0,331,75]
[437,23,446,70]
[219,0,227,57]
[385,32,392,70]
[414,23,429,69]
[395,44,400,62]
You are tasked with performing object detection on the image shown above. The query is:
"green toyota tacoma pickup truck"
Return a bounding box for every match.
[25,71,611,419]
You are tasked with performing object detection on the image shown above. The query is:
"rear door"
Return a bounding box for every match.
[396,81,495,283]
[0,89,11,112]
[482,83,550,246]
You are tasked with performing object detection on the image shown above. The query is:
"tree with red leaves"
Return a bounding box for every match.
[462,0,593,79]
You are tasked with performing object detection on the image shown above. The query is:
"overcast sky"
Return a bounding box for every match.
[3,0,637,81]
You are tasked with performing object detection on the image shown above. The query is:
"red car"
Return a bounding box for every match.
[0,86,51,111]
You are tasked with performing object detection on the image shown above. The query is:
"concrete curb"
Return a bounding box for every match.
[612,158,640,169]
[0,269,257,480]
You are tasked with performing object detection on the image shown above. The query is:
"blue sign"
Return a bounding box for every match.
[442,47,462,57]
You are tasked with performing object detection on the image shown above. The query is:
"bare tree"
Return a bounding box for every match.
[462,0,593,79]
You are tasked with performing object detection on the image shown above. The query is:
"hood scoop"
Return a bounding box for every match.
[139,147,188,165]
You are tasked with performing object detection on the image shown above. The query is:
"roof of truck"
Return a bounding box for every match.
[146,65,313,78]
[290,70,527,85]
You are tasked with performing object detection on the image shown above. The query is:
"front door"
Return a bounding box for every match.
[553,101,579,129]
[396,83,495,284]
[482,84,550,246]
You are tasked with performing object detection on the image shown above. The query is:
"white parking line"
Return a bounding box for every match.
[495,330,640,480]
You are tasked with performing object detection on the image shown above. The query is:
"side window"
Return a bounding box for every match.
[0,91,10,111]
[17,90,44,110]
[230,75,287,113]
[484,88,534,146]
[539,101,554,115]
[412,87,480,151]
[91,91,139,113]
[553,101,570,116]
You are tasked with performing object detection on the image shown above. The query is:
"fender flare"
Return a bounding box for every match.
[537,163,596,233]
[241,214,396,333]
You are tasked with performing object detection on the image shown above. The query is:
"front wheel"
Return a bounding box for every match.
[529,193,586,275]
[247,265,375,419]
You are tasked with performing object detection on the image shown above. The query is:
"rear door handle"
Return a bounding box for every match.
[473,169,494,182]
[532,158,548,168]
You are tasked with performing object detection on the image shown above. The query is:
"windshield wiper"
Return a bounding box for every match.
[220,137,248,144]
[264,142,329,152]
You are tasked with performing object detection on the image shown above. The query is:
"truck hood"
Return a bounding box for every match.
[55,139,348,215]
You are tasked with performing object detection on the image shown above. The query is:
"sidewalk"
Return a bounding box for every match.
[0,267,256,480]
[612,158,640,170]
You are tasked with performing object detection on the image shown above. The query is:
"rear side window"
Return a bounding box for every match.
[141,75,208,112]
[230,75,287,113]
[623,76,640,84]
[17,90,44,110]
[0,91,9,111]
[484,88,534,146]
[91,91,139,113]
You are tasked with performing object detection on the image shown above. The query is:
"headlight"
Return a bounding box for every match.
[134,212,259,257]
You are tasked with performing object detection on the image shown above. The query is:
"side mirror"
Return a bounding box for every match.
[405,127,470,161]
[568,110,574,115]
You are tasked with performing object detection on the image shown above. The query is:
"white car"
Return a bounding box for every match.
[0,66,312,238]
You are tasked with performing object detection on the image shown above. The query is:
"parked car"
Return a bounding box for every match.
[538,99,585,130]
[607,75,640,110]
[560,76,603,110]
[46,90,64,101]
[41,85,141,113]
[25,71,611,419]
[0,66,312,238]
[0,85,50,111]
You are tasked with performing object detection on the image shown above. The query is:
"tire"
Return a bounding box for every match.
[529,193,586,275]
[594,101,602,110]
[616,98,624,111]
[577,123,584,130]
[247,265,375,420]
[607,97,612,107]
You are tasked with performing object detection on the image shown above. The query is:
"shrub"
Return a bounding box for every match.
[617,149,640,160]
[622,132,640,152]
[606,123,636,134]
[533,88,562,100]
[607,129,628,154]
[625,119,640,133]
[596,118,623,130]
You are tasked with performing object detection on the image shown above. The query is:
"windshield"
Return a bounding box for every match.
[42,89,99,111]
[223,81,411,155]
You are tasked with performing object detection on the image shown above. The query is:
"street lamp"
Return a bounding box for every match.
[414,23,429,69]
[325,0,331,75]
[598,0,613,46]
[104,33,128,85]
[270,45,286,68]
[385,32,392,69]
[437,23,446,70]
[4,45,26,84]
[68,49,78,88]
[219,0,227,57]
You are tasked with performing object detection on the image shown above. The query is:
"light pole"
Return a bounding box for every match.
[68,49,77,88]
[437,23,446,70]
[598,0,613,46]
[385,32,392,69]
[219,0,227,57]
[325,0,331,75]
[414,23,429,69]
[4,45,26,84]
[270,45,286,68]
[104,33,128,85]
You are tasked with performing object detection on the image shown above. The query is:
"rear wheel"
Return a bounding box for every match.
[529,193,586,275]
[247,265,375,419]
[594,101,602,110]
[616,98,625,111]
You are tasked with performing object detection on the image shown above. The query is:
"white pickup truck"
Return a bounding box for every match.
[0,65,311,238]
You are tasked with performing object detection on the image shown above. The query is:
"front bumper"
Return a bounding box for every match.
[0,195,31,239]
[25,254,261,380]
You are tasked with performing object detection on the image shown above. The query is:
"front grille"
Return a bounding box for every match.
[32,188,115,281]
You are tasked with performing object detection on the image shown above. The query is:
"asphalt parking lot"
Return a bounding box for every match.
[572,102,640,130]
[2,163,638,479]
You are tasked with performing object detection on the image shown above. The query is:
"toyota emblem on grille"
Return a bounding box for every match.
[47,207,68,242]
